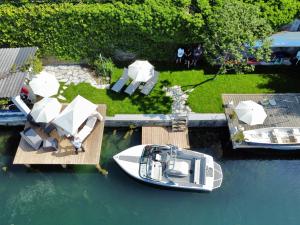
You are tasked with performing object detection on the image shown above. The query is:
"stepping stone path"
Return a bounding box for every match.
[42,65,110,89]
[57,95,66,101]
[165,85,192,114]
[165,86,192,132]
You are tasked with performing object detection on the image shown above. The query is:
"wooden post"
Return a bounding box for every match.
[96,164,108,176]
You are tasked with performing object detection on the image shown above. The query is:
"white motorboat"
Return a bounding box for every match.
[113,144,223,192]
[243,127,300,150]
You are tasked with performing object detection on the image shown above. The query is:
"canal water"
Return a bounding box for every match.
[0,127,300,225]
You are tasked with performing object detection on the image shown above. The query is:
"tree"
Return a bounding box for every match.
[202,0,272,77]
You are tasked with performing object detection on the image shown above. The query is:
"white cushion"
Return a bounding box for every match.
[173,161,189,176]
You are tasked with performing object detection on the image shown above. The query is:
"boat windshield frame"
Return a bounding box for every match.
[139,145,178,180]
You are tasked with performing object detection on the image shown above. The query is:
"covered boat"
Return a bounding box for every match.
[113,145,223,192]
[243,127,300,150]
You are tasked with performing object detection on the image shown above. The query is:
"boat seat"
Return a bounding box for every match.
[292,129,300,142]
[150,161,162,181]
[292,129,300,136]
[155,154,162,161]
[200,158,207,185]
[193,159,200,184]
[272,129,283,144]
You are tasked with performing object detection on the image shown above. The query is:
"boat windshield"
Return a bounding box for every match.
[139,145,177,180]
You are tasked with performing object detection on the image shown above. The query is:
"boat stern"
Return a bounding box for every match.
[213,162,223,189]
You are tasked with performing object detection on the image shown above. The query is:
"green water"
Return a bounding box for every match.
[0,127,300,225]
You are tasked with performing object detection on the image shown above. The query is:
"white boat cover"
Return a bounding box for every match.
[52,95,97,135]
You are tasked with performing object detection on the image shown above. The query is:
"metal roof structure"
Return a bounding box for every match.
[0,47,38,98]
[255,32,300,48]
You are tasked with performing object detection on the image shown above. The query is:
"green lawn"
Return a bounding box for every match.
[63,67,300,115]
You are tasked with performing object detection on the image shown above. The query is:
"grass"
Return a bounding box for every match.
[63,67,300,115]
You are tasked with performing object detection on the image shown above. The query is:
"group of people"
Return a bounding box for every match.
[176,45,203,68]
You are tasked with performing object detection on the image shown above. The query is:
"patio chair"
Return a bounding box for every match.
[20,127,43,150]
[124,80,141,95]
[43,137,59,151]
[141,71,159,95]
[111,68,129,92]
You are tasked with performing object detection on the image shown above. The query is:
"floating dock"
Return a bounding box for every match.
[142,126,190,149]
[222,94,300,149]
[13,104,106,166]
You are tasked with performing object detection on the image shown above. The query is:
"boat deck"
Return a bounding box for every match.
[13,104,106,165]
[142,126,190,149]
[222,94,300,149]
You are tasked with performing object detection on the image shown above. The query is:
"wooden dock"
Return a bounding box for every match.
[222,94,300,149]
[13,104,106,166]
[142,126,190,149]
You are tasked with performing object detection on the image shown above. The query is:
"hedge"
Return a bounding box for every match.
[0,0,299,62]
[0,1,204,61]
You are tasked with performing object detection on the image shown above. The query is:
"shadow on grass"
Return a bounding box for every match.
[257,73,300,93]
[129,80,172,114]
[106,89,127,101]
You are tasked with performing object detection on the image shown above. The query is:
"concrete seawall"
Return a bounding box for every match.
[1,113,227,127]
[105,113,227,127]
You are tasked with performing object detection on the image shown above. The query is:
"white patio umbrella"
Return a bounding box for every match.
[30,97,62,123]
[128,60,154,82]
[52,95,97,135]
[234,100,267,125]
[29,71,59,97]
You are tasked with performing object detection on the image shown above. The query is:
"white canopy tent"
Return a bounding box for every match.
[52,95,97,135]
[30,97,62,123]
[234,100,267,125]
[128,60,154,82]
[29,71,60,97]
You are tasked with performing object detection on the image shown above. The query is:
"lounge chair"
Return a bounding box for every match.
[43,137,59,151]
[75,116,98,142]
[111,68,129,92]
[124,80,141,95]
[141,71,159,95]
[20,127,43,150]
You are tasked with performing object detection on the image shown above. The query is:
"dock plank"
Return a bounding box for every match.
[13,104,106,165]
[142,126,190,149]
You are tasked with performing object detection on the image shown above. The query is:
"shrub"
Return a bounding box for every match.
[32,56,43,74]
[93,54,114,78]
[0,98,9,110]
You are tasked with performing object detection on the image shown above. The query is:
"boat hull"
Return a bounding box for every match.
[113,145,222,191]
[243,127,300,150]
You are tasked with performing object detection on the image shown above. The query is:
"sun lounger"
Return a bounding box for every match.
[20,127,43,150]
[141,71,159,95]
[111,68,129,92]
[43,137,58,151]
[124,80,141,95]
[75,116,98,142]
